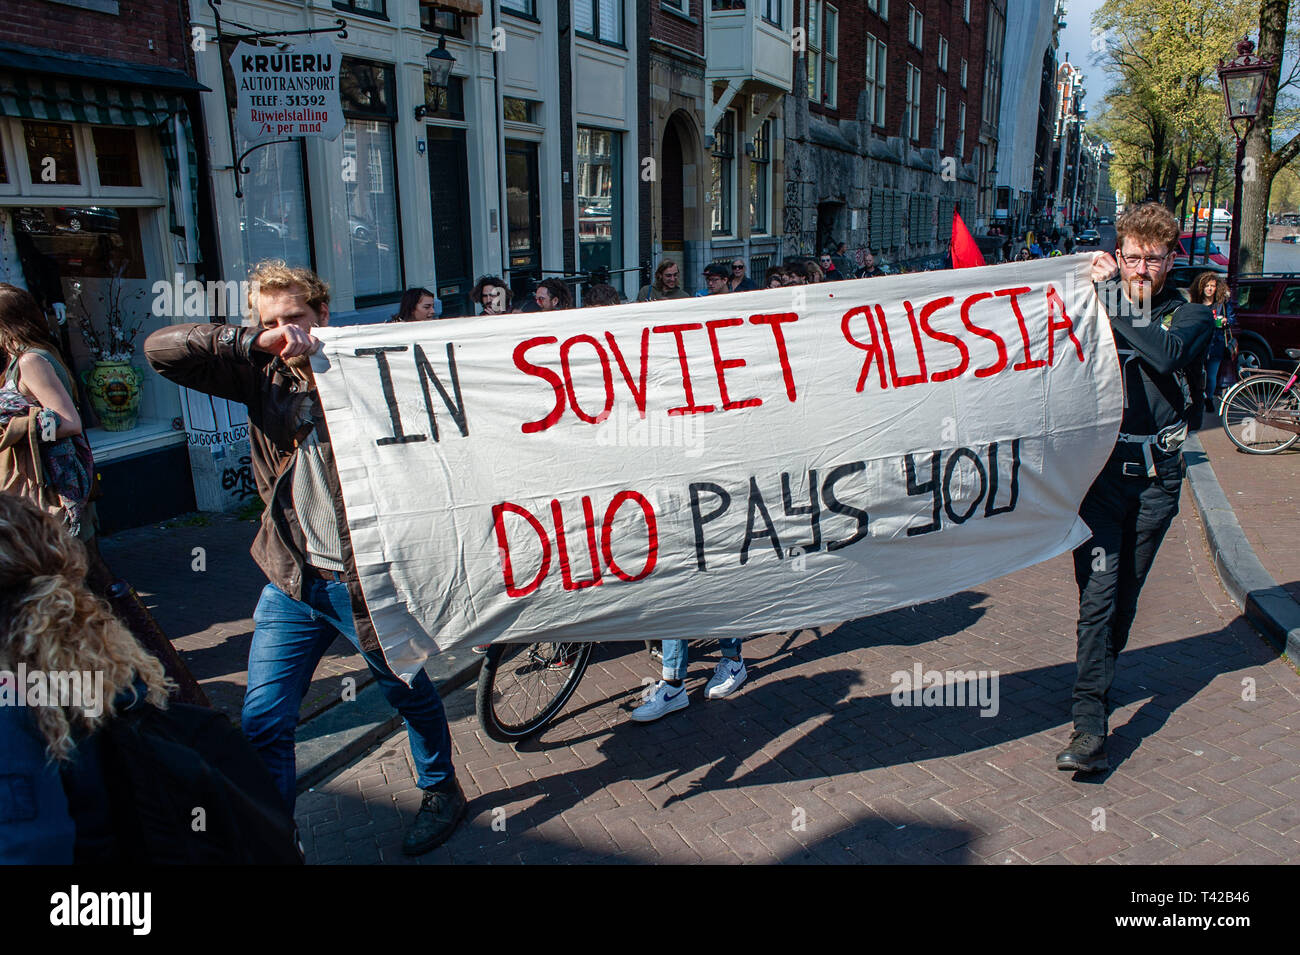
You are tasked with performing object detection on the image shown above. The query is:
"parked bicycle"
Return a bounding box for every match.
[475,638,662,743]
[1219,347,1300,454]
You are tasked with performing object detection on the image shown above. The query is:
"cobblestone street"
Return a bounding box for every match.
[297,487,1300,864]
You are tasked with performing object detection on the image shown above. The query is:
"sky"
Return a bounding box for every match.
[1055,0,1108,118]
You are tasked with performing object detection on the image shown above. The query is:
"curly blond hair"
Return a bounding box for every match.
[246,260,331,324]
[0,495,171,761]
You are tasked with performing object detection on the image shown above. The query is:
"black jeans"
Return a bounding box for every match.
[1070,457,1182,736]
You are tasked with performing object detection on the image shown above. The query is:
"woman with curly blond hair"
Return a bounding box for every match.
[0,494,171,862]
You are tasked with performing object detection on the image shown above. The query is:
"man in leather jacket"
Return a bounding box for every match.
[144,262,465,855]
[1057,203,1212,774]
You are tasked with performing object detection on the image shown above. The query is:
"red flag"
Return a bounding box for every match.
[950,210,986,269]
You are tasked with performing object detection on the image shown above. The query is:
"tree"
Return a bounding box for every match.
[1239,0,1300,272]
[1091,0,1256,217]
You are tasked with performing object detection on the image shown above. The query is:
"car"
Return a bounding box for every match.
[1097,216,1113,225]
[1166,262,1227,298]
[1173,232,1229,267]
[1076,229,1102,246]
[1231,273,1300,374]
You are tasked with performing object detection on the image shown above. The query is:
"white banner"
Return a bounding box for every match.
[231,39,343,143]
[313,257,1122,681]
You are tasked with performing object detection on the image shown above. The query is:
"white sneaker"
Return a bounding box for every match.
[705,657,747,700]
[630,680,689,722]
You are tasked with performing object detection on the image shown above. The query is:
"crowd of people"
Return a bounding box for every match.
[0,201,1233,861]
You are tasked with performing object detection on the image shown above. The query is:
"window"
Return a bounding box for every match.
[938,35,948,72]
[662,0,686,12]
[960,57,968,88]
[711,110,735,235]
[235,128,312,271]
[864,36,887,127]
[90,127,141,187]
[807,1,821,102]
[823,5,838,107]
[762,0,782,26]
[24,122,80,184]
[503,97,538,124]
[576,127,622,288]
[963,0,969,22]
[422,76,465,121]
[905,64,921,141]
[750,119,770,233]
[936,85,946,152]
[341,58,401,302]
[908,4,922,50]
[957,102,966,159]
[420,6,463,34]
[502,0,535,14]
[333,0,385,18]
[806,1,838,107]
[983,5,1005,138]
[10,207,145,278]
[575,0,623,44]
[867,0,888,19]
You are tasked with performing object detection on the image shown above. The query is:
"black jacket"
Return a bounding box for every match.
[1096,280,1213,451]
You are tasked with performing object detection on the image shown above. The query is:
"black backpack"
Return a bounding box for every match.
[94,701,304,865]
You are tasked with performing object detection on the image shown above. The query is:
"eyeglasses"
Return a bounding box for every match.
[1117,251,1171,269]
[732,264,744,270]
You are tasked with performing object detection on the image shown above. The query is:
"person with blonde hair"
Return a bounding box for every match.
[145,260,465,855]
[0,494,171,861]
[637,259,689,302]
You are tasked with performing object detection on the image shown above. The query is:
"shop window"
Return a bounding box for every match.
[342,58,402,303]
[24,122,80,185]
[10,206,145,278]
[576,126,622,286]
[234,127,313,272]
[92,127,142,188]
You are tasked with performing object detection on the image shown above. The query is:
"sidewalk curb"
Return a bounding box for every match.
[294,648,482,794]
[1183,432,1300,663]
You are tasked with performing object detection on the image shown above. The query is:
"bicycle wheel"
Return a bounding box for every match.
[475,641,593,743]
[1221,377,1300,454]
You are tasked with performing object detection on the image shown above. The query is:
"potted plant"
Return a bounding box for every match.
[70,264,148,432]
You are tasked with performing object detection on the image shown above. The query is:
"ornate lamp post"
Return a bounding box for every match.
[1188,160,1211,266]
[414,36,456,119]
[1217,37,1273,293]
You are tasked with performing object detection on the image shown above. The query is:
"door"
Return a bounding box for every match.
[505,139,542,304]
[427,127,473,317]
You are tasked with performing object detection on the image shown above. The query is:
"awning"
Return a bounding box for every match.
[420,0,484,16]
[0,72,187,127]
[0,41,207,93]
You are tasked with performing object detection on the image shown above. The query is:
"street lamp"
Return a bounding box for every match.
[1188,160,1211,267]
[1217,37,1273,291]
[414,36,457,120]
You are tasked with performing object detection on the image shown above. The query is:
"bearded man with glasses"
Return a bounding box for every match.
[1056,202,1213,774]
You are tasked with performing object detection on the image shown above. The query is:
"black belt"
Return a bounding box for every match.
[304,565,345,582]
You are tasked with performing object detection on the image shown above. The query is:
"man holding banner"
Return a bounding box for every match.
[1060,203,1212,774]
[144,262,465,856]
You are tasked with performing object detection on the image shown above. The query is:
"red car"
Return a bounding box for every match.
[1233,275,1300,372]
[1173,232,1229,267]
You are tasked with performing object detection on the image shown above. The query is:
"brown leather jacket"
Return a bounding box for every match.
[144,323,382,653]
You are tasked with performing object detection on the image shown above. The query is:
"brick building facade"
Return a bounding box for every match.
[784,0,996,270]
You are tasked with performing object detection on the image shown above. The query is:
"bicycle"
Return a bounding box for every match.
[475,638,662,743]
[1219,347,1300,454]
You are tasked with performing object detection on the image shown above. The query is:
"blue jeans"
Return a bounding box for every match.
[661,638,742,682]
[243,580,455,810]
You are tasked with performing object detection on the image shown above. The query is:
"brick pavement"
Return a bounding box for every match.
[1197,409,1300,603]
[297,486,1300,864]
[97,512,368,723]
